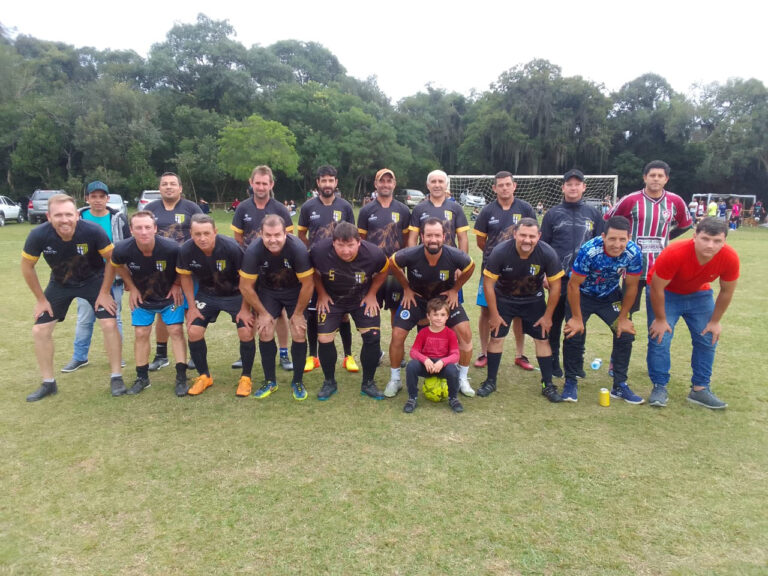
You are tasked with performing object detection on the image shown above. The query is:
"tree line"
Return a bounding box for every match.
[1,14,766,204]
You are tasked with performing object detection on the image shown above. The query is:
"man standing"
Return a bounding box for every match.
[297,166,357,374]
[239,215,315,400]
[108,211,188,396]
[230,165,295,372]
[387,218,476,397]
[310,222,389,400]
[561,216,644,403]
[646,218,738,409]
[707,198,718,218]
[61,180,130,373]
[144,172,203,371]
[540,169,604,378]
[408,170,469,250]
[21,194,124,400]
[473,171,537,374]
[479,218,564,402]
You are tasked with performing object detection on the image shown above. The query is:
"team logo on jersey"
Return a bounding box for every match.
[662,209,672,221]
[392,213,400,223]
[444,211,453,221]
[175,214,185,224]
[529,264,540,276]
[155,260,166,271]
[354,271,366,284]
[586,221,594,231]
[76,244,88,255]
[216,260,227,271]
[439,270,449,281]
[333,210,342,222]
[283,258,292,269]
[612,301,622,313]
[400,309,411,320]
[513,214,521,224]
[392,292,401,303]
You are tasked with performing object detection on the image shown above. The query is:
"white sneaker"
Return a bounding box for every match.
[384,379,402,398]
[459,377,475,397]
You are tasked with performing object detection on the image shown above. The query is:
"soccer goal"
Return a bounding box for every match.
[448,174,618,212]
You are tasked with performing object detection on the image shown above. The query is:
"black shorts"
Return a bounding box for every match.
[37,277,115,325]
[258,286,301,319]
[317,302,380,334]
[191,293,245,328]
[494,296,547,340]
[392,297,469,331]
[377,274,404,310]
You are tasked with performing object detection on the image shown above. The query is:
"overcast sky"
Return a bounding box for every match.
[4,0,765,102]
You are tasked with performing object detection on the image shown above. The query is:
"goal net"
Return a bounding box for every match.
[448,174,618,213]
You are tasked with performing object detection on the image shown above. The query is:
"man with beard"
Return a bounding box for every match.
[239,215,315,401]
[310,222,389,401]
[297,166,357,374]
[408,170,469,250]
[387,218,476,398]
[479,218,565,403]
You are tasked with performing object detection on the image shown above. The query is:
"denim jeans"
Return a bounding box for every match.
[72,283,124,362]
[646,289,717,388]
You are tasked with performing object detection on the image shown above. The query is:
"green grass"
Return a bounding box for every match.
[1,213,767,575]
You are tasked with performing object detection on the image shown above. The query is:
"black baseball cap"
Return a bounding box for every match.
[563,169,585,182]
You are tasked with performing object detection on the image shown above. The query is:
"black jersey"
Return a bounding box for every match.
[392,245,473,300]
[310,238,388,308]
[240,234,313,291]
[409,198,469,248]
[297,196,355,247]
[473,199,536,266]
[484,239,564,303]
[177,235,242,297]
[230,197,294,248]
[111,236,179,310]
[357,198,411,256]
[144,198,202,244]
[22,220,112,287]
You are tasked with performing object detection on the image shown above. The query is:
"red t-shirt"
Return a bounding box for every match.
[410,325,460,365]
[647,239,739,294]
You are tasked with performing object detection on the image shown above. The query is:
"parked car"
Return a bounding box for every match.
[0,196,24,226]
[108,194,129,217]
[28,190,65,224]
[395,189,426,207]
[459,191,486,208]
[138,190,161,210]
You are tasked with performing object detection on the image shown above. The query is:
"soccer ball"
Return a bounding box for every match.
[422,376,448,402]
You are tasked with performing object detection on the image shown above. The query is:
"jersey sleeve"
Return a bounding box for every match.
[110,240,129,267]
[291,240,314,279]
[483,245,503,280]
[570,245,592,277]
[542,244,565,281]
[408,205,423,232]
[606,194,631,220]
[344,202,355,224]
[175,241,194,275]
[473,207,490,237]
[371,244,389,275]
[21,227,44,261]
[673,195,694,228]
[357,204,371,235]
[297,202,310,231]
[453,205,469,233]
[398,204,411,232]
[239,241,262,280]
[230,204,246,234]
[625,242,644,275]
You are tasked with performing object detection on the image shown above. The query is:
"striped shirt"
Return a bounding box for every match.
[606,189,692,275]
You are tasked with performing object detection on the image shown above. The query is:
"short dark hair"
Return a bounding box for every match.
[260,214,286,232]
[696,217,728,237]
[421,217,445,233]
[643,160,670,176]
[316,165,338,179]
[426,297,450,315]
[494,171,514,183]
[190,213,216,228]
[604,215,631,234]
[160,172,181,185]
[130,210,157,226]
[332,221,359,241]
[515,217,539,231]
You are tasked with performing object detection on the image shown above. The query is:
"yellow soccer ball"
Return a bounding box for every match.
[422,376,448,402]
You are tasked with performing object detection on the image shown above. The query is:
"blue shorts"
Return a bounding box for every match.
[132,304,185,327]
[476,276,487,307]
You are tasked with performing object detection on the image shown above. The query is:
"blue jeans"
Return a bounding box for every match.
[72,283,124,362]
[646,289,716,389]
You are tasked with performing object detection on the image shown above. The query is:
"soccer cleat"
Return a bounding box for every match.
[231,358,243,369]
[515,355,534,371]
[476,379,497,398]
[174,374,188,397]
[26,381,57,402]
[188,374,213,396]
[561,380,578,402]
[384,379,403,398]
[648,385,668,407]
[148,356,170,371]
[317,379,338,401]
[342,355,360,373]
[280,355,294,371]
[291,381,307,401]
[360,380,384,400]
[236,376,252,397]
[126,376,150,396]
[253,381,278,399]
[111,376,128,396]
[187,358,196,370]
[611,382,645,405]
[687,388,727,410]
[403,397,417,413]
[61,359,89,373]
[473,355,488,368]
[449,397,464,413]
[304,356,320,373]
[541,383,563,403]
[459,377,475,397]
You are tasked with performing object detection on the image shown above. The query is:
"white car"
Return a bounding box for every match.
[108,194,129,218]
[0,195,24,226]
[459,191,486,208]
[138,190,161,210]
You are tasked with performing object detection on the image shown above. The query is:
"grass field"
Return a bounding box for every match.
[1,212,766,575]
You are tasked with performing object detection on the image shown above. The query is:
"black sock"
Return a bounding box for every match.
[136,364,149,379]
[487,352,502,381]
[188,339,209,376]
[318,341,337,381]
[360,340,380,383]
[307,314,318,357]
[175,363,187,378]
[240,339,256,378]
[292,341,307,383]
[156,342,168,358]
[259,339,278,382]
[537,355,553,385]
[340,321,353,356]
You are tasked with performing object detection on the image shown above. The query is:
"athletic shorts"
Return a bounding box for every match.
[37,277,115,325]
[317,302,380,334]
[132,303,185,327]
[476,276,487,307]
[392,297,469,331]
[258,286,301,319]
[376,274,404,310]
[191,293,245,328]
[493,296,548,340]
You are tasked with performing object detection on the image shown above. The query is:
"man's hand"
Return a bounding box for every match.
[701,320,722,345]
[401,287,419,309]
[167,284,183,307]
[128,289,143,311]
[255,313,275,336]
[94,293,117,315]
[361,293,380,318]
[236,308,254,330]
[488,311,508,337]
[563,317,585,339]
[616,316,636,338]
[440,288,460,309]
[33,298,53,321]
[290,313,307,333]
[317,293,334,315]
[533,315,553,339]
[185,305,205,328]
[649,318,672,344]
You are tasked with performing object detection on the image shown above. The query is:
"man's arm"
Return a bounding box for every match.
[702,279,738,344]
[616,274,640,337]
[233,230,245,248]
[482,273,507,337]
[407,227,419,247]
[533,274,562,338]
[361,261,390,317]
[390,255,418,308]
[563,274,587,338]
[298,229,309,247]
[457,230,468,254]
[20,257,52,320]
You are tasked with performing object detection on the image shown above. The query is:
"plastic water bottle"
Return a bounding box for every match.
[591,358,602,370]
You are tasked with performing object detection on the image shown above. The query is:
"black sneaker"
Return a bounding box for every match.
[360,380,384,400]
[231,358,243,369]
[449,397,464,413]
[61,359,89,373]
[126,376,151,395]
[476,379,497,397]
[541,383,563,403]
[110,376,127,396]
[148,356,169,371]
[403,397,417,413]
[317,379,337,401]
[187,358,196,370]
[174,374,188,397]
[26,381,57,402]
